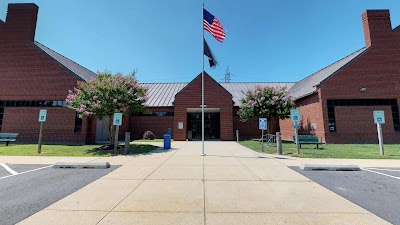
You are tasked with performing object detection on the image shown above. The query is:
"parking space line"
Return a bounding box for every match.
[366,168,400,172]
[1,163,18,175]
[363,168,400,180]
[0,165,53,180]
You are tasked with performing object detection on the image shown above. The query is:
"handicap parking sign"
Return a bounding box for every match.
[113,113,123,126]
[259,118,267,130]
[38,109,47,122]
[373,111,385,124]
[290,109,300,122]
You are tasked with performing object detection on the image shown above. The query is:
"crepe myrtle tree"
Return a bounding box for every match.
[238,85,295,134]
[66,71,148,145]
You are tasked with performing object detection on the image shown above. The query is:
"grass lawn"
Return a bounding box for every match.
[239,139,400,159]
[0,143,160,157]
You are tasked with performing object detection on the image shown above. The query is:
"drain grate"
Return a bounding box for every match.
[301,164,360,171]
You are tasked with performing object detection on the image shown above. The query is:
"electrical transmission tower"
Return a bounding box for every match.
[224,66,231,83]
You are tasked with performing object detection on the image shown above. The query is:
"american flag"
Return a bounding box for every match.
[203,9,226,42]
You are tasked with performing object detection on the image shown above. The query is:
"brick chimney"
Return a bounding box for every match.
[0,20,4,33]
[362,10,392,47]
[3,3,38,42]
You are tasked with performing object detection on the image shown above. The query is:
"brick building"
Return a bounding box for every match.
[1,3,399,144]
[280,10,400,143]
[0,3,97,144]
[124,74,292,142]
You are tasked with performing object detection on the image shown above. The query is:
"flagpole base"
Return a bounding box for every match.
[200,153,206,156]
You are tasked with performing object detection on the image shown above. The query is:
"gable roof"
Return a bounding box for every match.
[142,82,294,107]
[287,47,369,100]
[175,72,234,100]
[33,41,97,81]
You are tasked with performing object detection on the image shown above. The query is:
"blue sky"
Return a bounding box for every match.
[1,1,400,83]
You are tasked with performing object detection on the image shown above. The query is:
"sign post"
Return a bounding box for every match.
[38,109,47,154]
[290,109,301,154]
[373,110,385,156]
[259,118,267,152]
[113,112,123,155]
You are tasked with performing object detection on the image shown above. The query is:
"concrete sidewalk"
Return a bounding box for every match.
[16,141,390,225]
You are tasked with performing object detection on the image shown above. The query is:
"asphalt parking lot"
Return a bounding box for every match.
[291,166,400,225]
[0,163,118,225]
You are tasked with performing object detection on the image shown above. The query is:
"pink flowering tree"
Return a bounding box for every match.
[238,85,295,134]
[66,71,148,145]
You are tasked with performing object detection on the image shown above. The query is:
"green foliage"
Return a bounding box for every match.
[237,85,295,121]
[239,139,400,159]
[66,71,148,120]
[0,144,159,156]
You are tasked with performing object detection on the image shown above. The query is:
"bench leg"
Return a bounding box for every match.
[316,144,319,149]
[6,141,9,146]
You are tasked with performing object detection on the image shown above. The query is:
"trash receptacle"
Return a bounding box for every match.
[163,134,171,149]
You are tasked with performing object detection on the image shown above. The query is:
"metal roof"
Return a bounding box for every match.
[220,82,294,106]
[34,42,97,81]
[142,82,294,107]
[287,47,369,100]
[142,83,187,107]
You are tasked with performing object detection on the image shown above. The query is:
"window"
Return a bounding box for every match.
[138,112,174,116]
[74,112,82,132]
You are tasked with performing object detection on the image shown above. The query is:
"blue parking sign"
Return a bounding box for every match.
[290,109,300,122]
[373,111,385,124]
[259,118,267,130]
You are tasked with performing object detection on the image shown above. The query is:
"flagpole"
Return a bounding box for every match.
[201,0,206,156]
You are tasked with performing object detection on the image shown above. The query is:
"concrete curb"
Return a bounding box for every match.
[53,162,110,169]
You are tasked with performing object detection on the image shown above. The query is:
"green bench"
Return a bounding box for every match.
[293,135,325,149]
[0,133,19,146]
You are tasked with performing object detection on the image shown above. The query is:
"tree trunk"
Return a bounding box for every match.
[267,117,280,134]
[108,116,115,146]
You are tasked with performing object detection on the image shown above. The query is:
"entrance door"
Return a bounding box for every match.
[187,113,220,139]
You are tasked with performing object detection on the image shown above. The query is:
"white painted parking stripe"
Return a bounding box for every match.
[1,163,18,175]
[0,165,53,180]
[366,168,400,172]
[363,168,400,180]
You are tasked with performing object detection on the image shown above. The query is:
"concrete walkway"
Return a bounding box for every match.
[16,141,391,225]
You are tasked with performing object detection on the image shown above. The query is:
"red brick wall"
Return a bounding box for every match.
[280,93,325,142]
[131,116,174,139]
[233,116,260,139]
[319,40,400,143]
[174,73,233,141]
[325,106,397,143]
[0,4,95,144]
[2,107,89,144]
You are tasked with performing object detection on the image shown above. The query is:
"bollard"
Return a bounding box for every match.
[236,130,239,142]
[125,132,131,155]
[276,132,282,155]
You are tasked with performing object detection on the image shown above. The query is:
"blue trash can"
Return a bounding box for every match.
[163,134,171,150]
[167,128,171,136]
